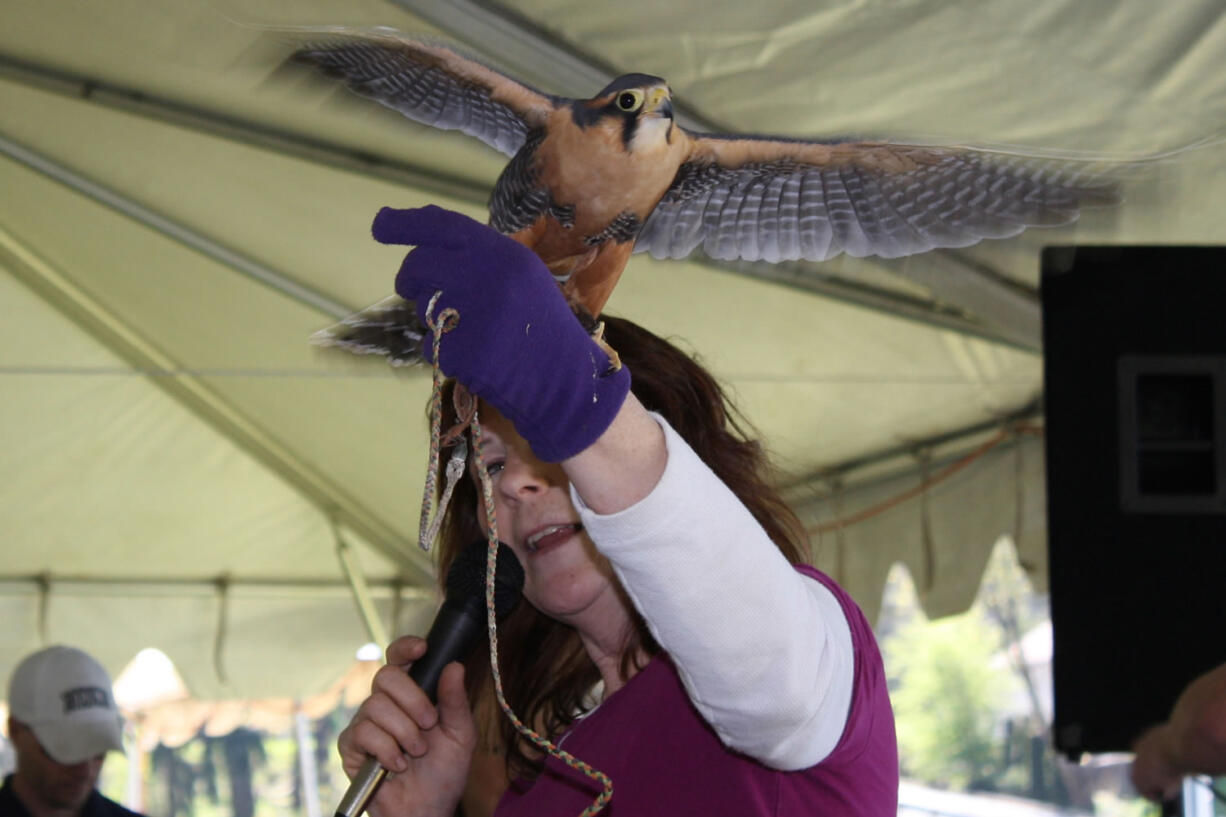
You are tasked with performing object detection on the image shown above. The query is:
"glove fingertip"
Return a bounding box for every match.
[372,207,414,245]
[373,204,477,250]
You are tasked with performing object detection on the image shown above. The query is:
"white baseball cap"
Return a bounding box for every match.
[7,646,125,764]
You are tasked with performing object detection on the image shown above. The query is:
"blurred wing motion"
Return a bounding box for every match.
[292,29,556,157]
[636,139,1118,263]
[308,294,425,366]
[290,27,1120,363]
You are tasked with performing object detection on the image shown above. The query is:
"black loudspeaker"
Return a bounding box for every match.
[1041,246,1226,759]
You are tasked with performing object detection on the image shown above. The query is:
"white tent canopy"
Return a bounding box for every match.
[2,0,1223,699]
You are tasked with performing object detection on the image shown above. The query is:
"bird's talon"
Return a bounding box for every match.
[591,321,622,373]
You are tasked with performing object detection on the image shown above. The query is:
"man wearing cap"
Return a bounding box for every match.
[2,646,145,817]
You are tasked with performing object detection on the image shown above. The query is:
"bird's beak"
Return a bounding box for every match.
[646,87,673,119]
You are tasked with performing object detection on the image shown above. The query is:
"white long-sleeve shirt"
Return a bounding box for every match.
[569,413,855,770]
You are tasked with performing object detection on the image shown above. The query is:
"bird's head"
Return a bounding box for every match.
[572,73,675,151]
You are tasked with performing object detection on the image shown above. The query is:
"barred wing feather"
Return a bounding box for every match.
[292,33,556,158]
[636,141,1119,263]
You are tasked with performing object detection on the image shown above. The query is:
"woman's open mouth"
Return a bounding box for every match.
[525,523,582,554]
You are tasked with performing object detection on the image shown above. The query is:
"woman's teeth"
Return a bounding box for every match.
[526,524,578,552]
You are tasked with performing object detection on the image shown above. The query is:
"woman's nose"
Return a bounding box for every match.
[500,456,553,496]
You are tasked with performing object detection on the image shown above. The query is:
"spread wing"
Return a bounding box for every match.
[636,135,1120,263]
[292,29,560,157]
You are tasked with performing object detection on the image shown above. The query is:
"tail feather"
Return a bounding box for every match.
[309,294,426,366]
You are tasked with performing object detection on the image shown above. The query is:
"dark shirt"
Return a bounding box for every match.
[0,775,146,817]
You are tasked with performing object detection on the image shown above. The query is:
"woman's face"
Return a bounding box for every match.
[471,406,622,627]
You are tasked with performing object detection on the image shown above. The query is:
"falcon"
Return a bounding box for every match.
[294,27,1117,363]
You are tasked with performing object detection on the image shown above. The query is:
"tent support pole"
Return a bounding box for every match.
[334,529,392,648]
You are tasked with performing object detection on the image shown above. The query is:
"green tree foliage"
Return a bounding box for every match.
[886,605,1013,790]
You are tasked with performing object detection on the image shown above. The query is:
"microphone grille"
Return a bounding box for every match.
[446,540,524,618]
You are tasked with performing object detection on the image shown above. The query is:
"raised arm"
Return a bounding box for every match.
[562,393,666,512]
[569,411,854,769]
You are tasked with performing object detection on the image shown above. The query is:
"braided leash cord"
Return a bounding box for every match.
[420,293,614,816]
[418,291,461,552]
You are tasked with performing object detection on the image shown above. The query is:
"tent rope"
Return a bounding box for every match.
[213,573,231,686]
[35,572,51,646]
[808,426,1044,535]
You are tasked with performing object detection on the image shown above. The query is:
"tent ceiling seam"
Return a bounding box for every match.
[783,395,1044,496]
[388,0,718,130]
[0,574,435,596]
[0,127,354,319]
[721,257,1039,353]
[0,52,492,206]
[0,225,434,584]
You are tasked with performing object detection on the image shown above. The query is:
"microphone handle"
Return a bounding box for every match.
[334,600,486,817]
[335,757,388,817]
[407,599,485,699]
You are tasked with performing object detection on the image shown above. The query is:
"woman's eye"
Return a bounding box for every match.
[470,459,504,483]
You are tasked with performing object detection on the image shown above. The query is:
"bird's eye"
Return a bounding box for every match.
[616,90,644,112]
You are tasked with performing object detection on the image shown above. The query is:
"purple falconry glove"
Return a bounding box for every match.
[374,205,631,462]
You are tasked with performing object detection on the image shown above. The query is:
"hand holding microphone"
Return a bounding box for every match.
[335,541,523,817]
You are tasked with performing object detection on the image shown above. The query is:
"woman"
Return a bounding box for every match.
[338,206,898,816]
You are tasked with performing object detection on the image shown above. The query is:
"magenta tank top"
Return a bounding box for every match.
[494,566,898,816]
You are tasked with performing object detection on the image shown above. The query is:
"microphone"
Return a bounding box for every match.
[335,540,525,817]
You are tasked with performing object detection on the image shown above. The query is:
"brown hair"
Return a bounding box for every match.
[432,315,809,780]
